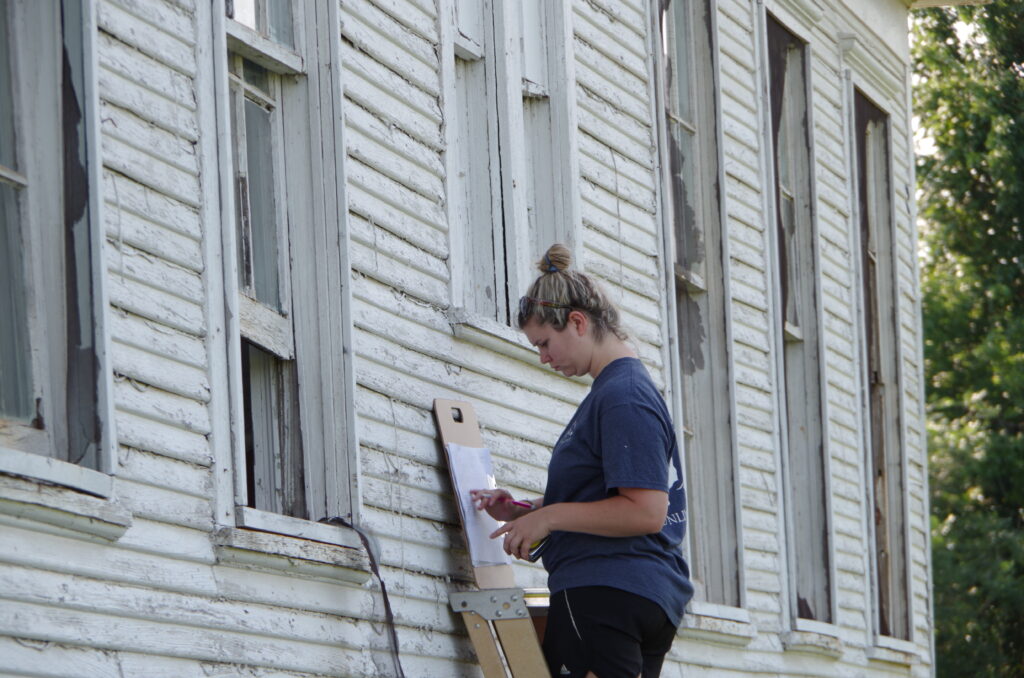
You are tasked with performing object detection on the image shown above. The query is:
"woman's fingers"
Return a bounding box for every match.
[490,522,522,558]
[490,522,511,539]
[490,520,536,560]
[470,488,510,511]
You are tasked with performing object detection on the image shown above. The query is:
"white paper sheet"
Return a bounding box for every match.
[445,443,512,567]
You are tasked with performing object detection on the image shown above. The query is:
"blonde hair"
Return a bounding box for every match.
[517,243,627,341]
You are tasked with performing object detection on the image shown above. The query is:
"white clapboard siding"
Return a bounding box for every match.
[572,0,665,413]
[344,0,438,96]
[1,0,934,674]
[98,1,196,78]
[810,27,873,635]
[342,42,444,150]
[342,1,483,673]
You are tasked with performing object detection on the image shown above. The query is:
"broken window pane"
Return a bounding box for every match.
[242,341,306,519]
[243,97,281,310]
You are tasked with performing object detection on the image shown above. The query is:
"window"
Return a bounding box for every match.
[658,0,740,607]
[449,0,576,325]
[854,88,909,640]
[766,14,831,624]
[0,0,110,483]
[223,0,355,524]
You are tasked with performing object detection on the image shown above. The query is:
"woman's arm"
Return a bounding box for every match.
[490,487,667,560]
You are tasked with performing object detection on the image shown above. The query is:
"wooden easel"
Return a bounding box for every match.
[433,399,549,678]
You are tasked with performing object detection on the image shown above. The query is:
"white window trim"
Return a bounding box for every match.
[235,506,362,549]
[0,0,117,501]
[206,0,363,554]
[844,77,914,646]
[652,0,745,611]
[868,634,922,665]
[213,520,370,585]
[447,308,547,368]
[0,449,110,498]
[782,618,844,659]
[678,601,756,647]
[443,0,582,325]
[225,18,304,74]
[758,7,837,629]
[0,471,130,542]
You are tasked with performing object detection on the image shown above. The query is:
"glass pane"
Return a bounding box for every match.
[232,0,258,32]
[0,183,33,419]
[670,0,693,123]
[231,0,293,48]
[243,97,281,309]
[229,88,250,291]
[243,58,270,97]
[267,0,294,48]
[0,0,17,170]
[243,342,306,518]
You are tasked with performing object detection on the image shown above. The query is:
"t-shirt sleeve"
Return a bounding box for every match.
[599,402,671,492]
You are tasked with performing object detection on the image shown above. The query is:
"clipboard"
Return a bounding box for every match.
[434,399,548,677]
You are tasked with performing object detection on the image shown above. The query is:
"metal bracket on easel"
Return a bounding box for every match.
[449,589,530,620]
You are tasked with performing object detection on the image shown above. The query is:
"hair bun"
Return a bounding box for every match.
[537,243,572,274]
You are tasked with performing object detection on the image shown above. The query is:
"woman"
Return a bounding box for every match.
[471,244,693,678]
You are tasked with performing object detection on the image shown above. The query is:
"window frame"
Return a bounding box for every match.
[653,0,744,610]
[0,0,115,498]
[444,0,581,330]
[851,85,912,643]
[763,11,835,627]
[215,0,360,534]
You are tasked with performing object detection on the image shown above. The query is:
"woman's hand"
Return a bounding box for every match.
[490,509,551,561]
[470,489,533,522]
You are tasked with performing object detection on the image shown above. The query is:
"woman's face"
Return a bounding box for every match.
[522,313,592,377]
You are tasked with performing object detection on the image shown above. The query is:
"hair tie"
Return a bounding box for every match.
[545,253,559,273]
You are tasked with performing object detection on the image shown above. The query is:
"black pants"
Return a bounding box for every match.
[543,586,677,678]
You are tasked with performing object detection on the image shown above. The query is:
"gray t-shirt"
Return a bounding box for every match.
[542,357,693,626]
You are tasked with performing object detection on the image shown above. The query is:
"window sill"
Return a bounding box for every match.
[867,636,921,666]
[0,447,112,497]
[448,308,538,365]
[679,601,757,647]
[0,455,131,542]
[782,619,843,659]
[448,308,593,385]
[214,508,371,585]
[225,18,304,74]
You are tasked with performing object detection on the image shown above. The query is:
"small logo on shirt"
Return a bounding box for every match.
[664,509,687,527]
[559,666,571,676]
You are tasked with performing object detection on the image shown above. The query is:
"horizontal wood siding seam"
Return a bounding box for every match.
[341,1,439,97]
[98,1,197,78]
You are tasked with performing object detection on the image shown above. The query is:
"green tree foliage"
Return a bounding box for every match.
[913,3,1024,675]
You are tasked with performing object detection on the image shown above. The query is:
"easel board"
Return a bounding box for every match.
[433,399,548,677]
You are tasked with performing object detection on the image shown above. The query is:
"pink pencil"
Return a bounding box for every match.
[476,491,533,509]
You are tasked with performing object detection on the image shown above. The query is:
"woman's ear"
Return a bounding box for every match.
[568,310,589,336]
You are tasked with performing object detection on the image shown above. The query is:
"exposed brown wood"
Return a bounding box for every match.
[462,612,507,678]
[494,617,549,677]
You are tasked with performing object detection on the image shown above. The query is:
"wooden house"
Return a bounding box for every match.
[0,0,950,675]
